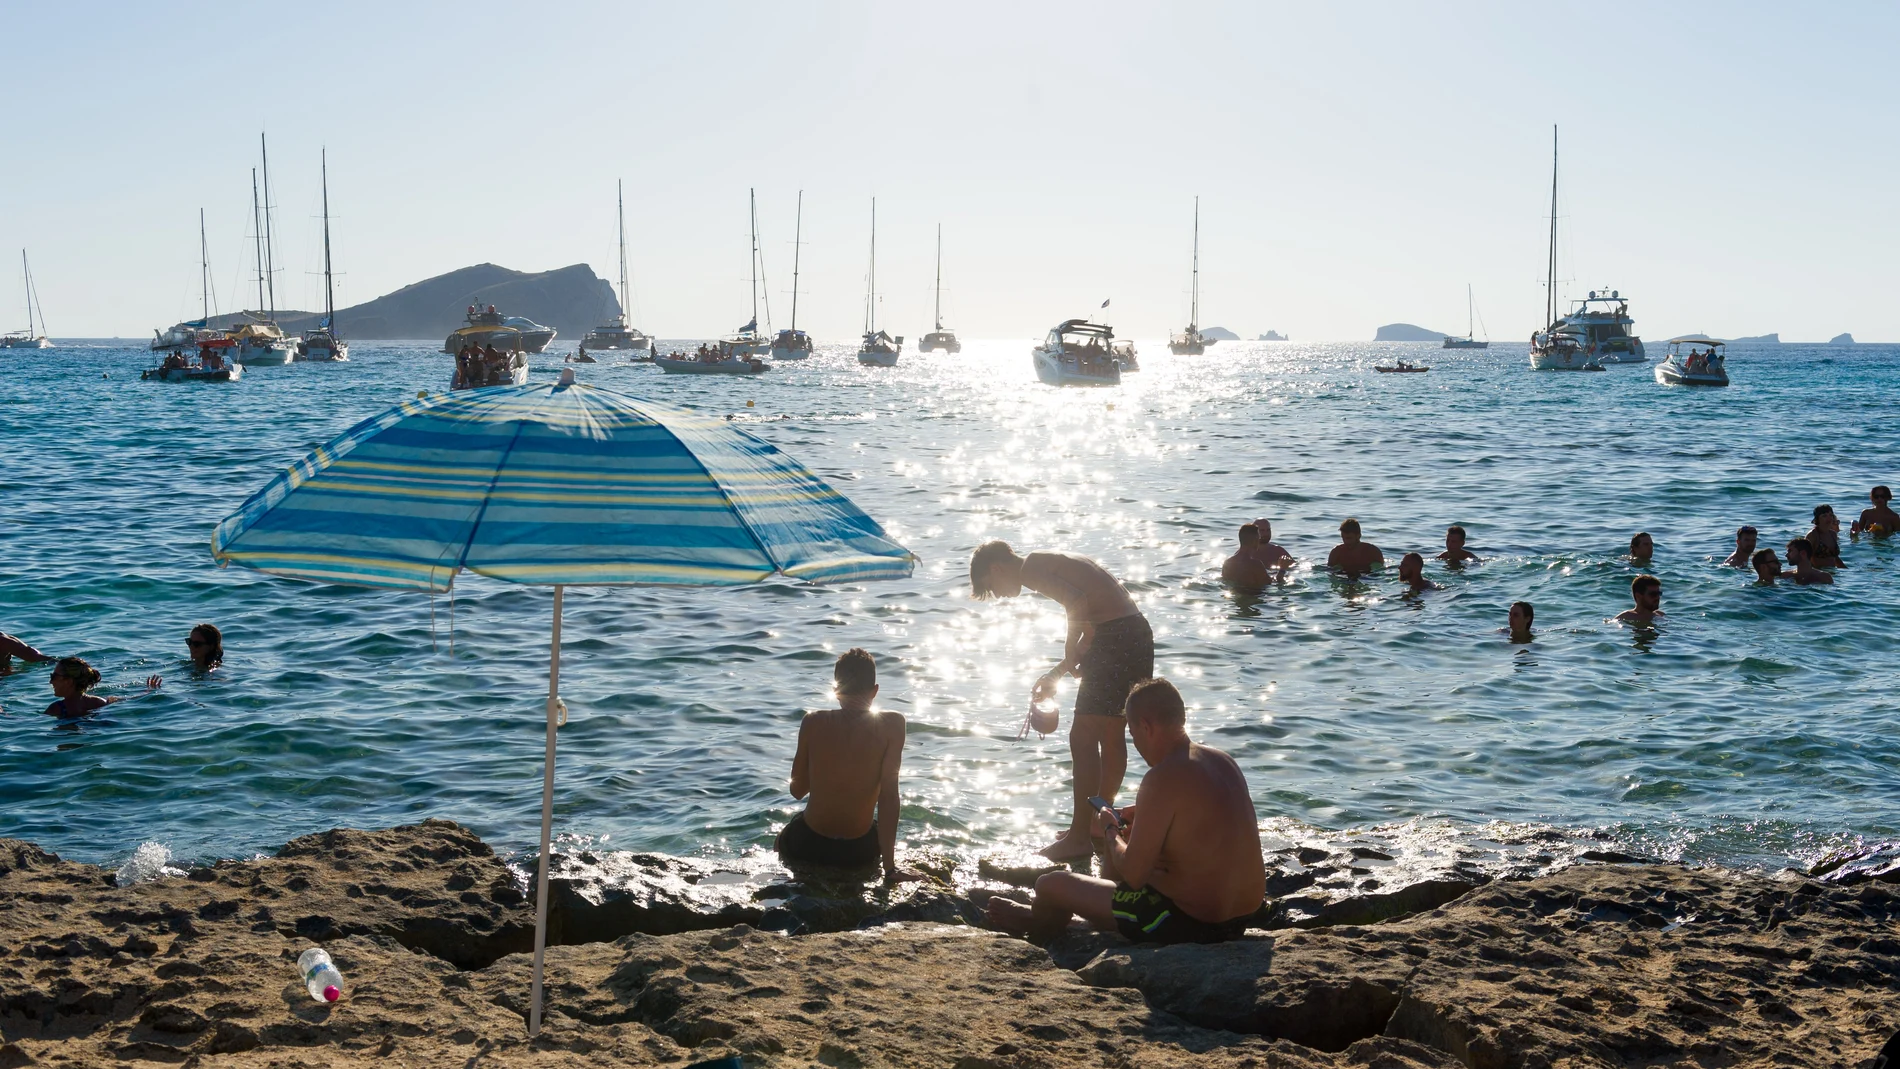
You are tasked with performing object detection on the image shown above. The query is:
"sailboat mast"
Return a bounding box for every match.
[1467,283,1474,341]
[933,224,942,332]
[260,134,277,323]
[748,188,760,330]
[321,149,335,330]
[1545,126,1559,330]
[616,179,629,326]
[251,169,266,315]
[20,251,31,338]
[789,190,803,331]
[1190,196,1200,330]
[199,210,210,324]
[866,198,877,335]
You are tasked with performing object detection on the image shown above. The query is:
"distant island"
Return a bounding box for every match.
[1830,333,1856,345]
[1728,333,1780,344]
[1374,323,1446,342]
[1201,326,1240,341]
[1257,330,1288,341]
[203,263,619,343]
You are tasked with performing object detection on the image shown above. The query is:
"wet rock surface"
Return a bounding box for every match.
[2,821,1895,1067]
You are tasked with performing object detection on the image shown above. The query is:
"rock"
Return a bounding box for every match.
[1374,323,1447,342]
[1830,333,1856,344]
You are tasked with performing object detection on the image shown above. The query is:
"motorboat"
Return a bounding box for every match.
[2,250,51,349]
[450,339,529,389]
[443,306,522,353]
[1033,319,1122,386]
[1655,335,1729,387]
[1556,290,1645,363]
[1168,196,1210,356]
[770,328,813,360]
[579,180,652,353]
[917,224,961,353]
[855,198,900,367]
[857,330,901,367]
[724,322,772,356]
[656,343,770,375]
[231,320,295,366]
[142,337,241,383]
[1112,339,1140,373]
[1442,285,1489,348]
[1527,128,1607,374]
[502,316,556,353]
[295,152,349,362]
[1375,360,1430,373]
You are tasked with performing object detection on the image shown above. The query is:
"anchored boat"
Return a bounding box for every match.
[142,337,241,383]
[1557,290,1645,364]
[917,224,960,354]
[1169,196,1209,356]
[1654,336,1729,387]
[1033,319,1122,386]
[580,180,653,353]
[1442,284,1489,349]
[297,150,349,362]
[235,135,296,367]
[856,198,901,367]
[1,250,51,349]
[656,343,769,375]
[1528,128,1603,373]
[450,333,529,389]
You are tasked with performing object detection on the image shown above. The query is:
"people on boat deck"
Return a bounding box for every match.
[970,541,1153,861]
[1784,539,1834,586]
[985,677,1266,945]
[43,657,160,719]
[1851,485,1898,536]
[187,623,223,673]
[1248,519,1293,569]
[1807,506,1845,568]
[1,631,53,676]
[1751,548,1782,585]
[1724,526,1758,568]
[1629,532,1654,562]
[1397,552,1440,593]
[1326,518,1384,576]
[1506,601,1534,643]
[1613,575,1664,625]
[1436,525,1479,565]
[776,648,921,881]
[1221,526,1271,589]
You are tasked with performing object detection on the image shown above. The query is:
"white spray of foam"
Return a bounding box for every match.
[115,842,187,886]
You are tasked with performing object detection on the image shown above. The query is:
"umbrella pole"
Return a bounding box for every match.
[528,585,564,1037]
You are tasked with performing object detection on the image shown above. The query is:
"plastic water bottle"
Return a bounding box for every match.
[297,947,343,1003]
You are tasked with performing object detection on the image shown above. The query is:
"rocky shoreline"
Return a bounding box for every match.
[2,820,1896,1067]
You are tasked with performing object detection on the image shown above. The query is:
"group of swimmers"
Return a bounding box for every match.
[0,624,222,718]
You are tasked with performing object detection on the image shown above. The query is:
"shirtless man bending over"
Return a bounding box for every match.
[777,648,920,881]
[1326,518,1385,576]
[987,677,1265,944]
[971,541,1153,860]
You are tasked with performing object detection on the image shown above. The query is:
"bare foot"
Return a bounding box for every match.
[1037,830,1094,861]
[986,896,1034,933]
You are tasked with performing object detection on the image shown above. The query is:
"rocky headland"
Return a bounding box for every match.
[3,820,1896,1068]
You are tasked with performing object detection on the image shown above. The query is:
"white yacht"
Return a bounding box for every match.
[1528,128,1602,373]
[236,136,295,367]
[1557,290,1645,363]
[1655,336,1728,387]
[579,180,652,353]
[856,198,901,367]
[1033,319,1122,386]
[1,250,51,349]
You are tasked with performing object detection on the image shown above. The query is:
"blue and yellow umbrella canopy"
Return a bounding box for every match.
[211,380,914,590]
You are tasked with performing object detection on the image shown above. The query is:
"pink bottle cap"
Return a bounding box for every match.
[323,986,340,1003]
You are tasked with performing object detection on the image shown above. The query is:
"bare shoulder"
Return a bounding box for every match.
[875,708,907,738]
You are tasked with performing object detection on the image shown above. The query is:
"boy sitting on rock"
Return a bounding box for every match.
[988,677,1265,944]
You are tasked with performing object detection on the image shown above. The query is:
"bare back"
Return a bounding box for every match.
[1021,551,1139,623]
[1131,744,1265,924]
[1328,541,1384,574]
[792,708,905,840]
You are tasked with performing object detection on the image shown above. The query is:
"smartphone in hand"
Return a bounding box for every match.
[1087,796,1124,828]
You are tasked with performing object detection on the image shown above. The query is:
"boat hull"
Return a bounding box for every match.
[655,356,769,375]
[918,332,961,354]
[0,336,52,349]
[771,347,810,360]
[142,363,242,383]
[236,340,294,366]
[1441,338,1488,349]
[856,350,899,367]
[1168,340,1204,355]
[1033,349,1119,387]
[296,334,350,362]
[1655,363,1727,387]
[579,330,651,351]
[1529,348,1600,371]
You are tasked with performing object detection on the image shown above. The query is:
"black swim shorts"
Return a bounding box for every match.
[1075,614,1154,718]
[1111,883,1248,945]
[775,813,879,869]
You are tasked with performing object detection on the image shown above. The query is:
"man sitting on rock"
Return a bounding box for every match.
[987,677,1265,944]
[777,648,921,882]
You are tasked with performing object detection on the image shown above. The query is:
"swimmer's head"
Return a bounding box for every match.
[1735,525,1756,548]
[1339,518,1362,542]
[1398,552,1425,582]
[188,623,223,669]
[1237,524,1260,547]
[1786,537,1814,564]
[1446,525,1467,547]
[1508,601,1534,632]
[1629,532,1653,559]
[1874,485,1892,503]
[51,657,101,695]
[1631,574,1662,609]
[1751,548,1780,580]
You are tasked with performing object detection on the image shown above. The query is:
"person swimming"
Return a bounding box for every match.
[1397,552,1440,592]
[43,657,160,719]
[1326,518,1385,576]
[1506,601,1534,642]
[187,623,223,672]
[1851,485,1899,537]
[1247,518,1293,569]
[1807,506,1845,568]
[1436,525,1478,565]
[1784,538,1834,585]
[1723,526,1758,568]
[1751,548,1781,585]
[1613,575,1663,625]
[1629,532,1654,563]
[970,540,1153,860]
[1221,525,1271,589]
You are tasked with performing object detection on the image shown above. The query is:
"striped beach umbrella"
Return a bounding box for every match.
[212,372,912,1034]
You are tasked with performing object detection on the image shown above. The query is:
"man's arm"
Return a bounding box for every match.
[877,713,919,880]
[788,717,811,800]
[0,633,51,663]
[1103,773,1170,890]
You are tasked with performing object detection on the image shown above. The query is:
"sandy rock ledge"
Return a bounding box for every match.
[1,820,1896,1067]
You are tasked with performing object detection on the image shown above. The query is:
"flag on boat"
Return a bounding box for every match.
[1100,299,1111,308]
[738,318,757,333]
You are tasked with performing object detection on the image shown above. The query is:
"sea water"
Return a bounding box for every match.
[1,341,1895,877]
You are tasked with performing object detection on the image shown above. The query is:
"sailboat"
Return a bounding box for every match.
[1529,127,1600,372]
[297,150,349,362]
[153,212,222,353]
[234,135,295,367]
[1442,285,1489,349]
[1,250,51,349]
[771,190,813,360]
[1168,197,1208,356]
[917,224,960,354]
[856,198,901,366]
[723,189,772,356]
[580,180,652,353]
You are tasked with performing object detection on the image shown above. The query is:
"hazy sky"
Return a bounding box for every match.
[6,2,1897,341]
